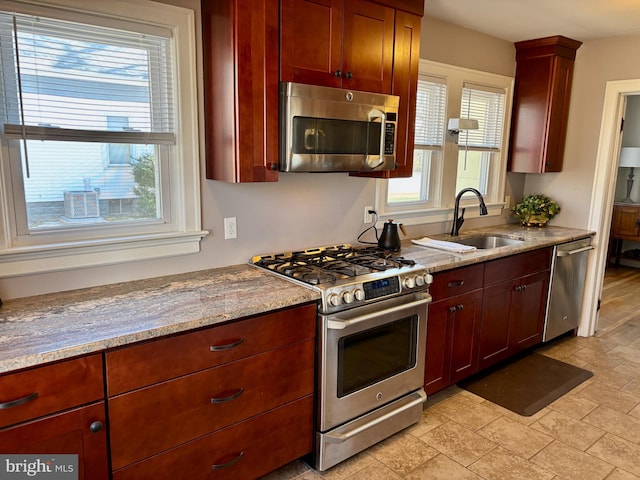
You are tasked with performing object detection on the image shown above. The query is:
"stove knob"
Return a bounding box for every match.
[328,293,341,306]
[354,288,365,301]
[415,275,425,287]
[403,276,416,289]
[342,290,354,304]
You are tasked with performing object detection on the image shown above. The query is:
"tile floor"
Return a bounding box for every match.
[263,314,640,480]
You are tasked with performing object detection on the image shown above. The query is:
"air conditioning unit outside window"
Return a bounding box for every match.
[64,191,100,218]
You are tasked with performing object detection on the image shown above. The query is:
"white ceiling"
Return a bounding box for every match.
[424,0,640,43]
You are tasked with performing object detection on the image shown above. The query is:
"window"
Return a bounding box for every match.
[377,60,513,223]
[385,76,446,210]
[456,84,506,196]
[0,0,205,276]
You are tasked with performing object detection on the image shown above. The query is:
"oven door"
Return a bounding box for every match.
[318,291,430,432]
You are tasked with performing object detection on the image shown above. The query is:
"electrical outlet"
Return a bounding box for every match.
[505,195,511,209]
[224,217,237,239]
[364,206,374,223]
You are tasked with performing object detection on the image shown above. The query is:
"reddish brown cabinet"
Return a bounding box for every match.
[202,0,279,182]
[106,303,316,479]
[0,355,108,480]
[280,0,395,94]
[425,264,484,394]
[508,36,582,173]
[353,8,421,178]
[478,248,552,370]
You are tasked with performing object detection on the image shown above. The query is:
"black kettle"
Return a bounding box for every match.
[378,219,406,251]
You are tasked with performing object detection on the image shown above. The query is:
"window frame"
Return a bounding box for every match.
[375,60,514,226]
[0,0,207,277]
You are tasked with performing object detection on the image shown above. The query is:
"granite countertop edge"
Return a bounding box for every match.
[0,224,595,374]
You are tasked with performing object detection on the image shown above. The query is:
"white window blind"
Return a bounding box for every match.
[414,76,447,148]
[459,83,505,151]
[0,11,175,144]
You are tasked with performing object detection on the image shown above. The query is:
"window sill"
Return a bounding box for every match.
[376,202,506,227]
[0,230,210,278]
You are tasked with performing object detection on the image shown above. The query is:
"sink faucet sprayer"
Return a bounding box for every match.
[451,188,488,236]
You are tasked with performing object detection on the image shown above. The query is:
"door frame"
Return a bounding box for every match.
[581,79,640,336]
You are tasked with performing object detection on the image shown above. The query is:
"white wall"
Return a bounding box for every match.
[0,9,517,300]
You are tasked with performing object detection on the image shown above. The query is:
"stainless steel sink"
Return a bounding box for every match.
[454,235,525,249]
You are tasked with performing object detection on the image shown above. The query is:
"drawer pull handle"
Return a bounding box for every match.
[448,281,464,287]
[209,338,244,352]
[212,451,244,470]
[0,391,38,410]
[210,388,244,404]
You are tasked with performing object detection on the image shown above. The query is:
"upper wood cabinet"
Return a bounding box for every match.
[202,0,279,182]
[352,9,421,178]
[281,0,395,94]
[508,36,582,173]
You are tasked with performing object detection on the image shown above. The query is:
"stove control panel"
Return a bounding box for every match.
[322,269,432,311]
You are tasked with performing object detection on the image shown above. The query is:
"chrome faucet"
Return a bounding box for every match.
[451,188,488,236]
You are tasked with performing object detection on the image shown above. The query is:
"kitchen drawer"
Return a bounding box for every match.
[429,263,484,300]
[0,402,109,480]
[112,395,314,480]
[108,338,315,469]
[0,354,104,429]
[484,247,552,287]
[105,303,316,395]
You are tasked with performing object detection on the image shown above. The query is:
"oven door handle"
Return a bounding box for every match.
[324,390,427,444]
[326,296,430,330]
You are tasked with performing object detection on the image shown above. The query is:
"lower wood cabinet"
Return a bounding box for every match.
[478,248,552,371]
[112,396,313,480]
[425,264,483,394]
[0,402,108,480]
[0,354,108,480]
[106,303,317,479]
[425,248,553,394]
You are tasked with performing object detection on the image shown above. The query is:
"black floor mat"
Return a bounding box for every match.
[458,353,593,416]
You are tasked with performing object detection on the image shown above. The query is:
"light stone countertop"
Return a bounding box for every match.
[0,224,595,375]
[0,265,320,374]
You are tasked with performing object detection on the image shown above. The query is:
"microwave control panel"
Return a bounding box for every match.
[384,122,396,155]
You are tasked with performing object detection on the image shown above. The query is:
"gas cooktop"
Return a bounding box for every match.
[251,244,431,313]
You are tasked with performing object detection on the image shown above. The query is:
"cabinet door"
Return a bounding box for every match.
[425,289,482,394]
[352,9,420,179]
[280,0,343,88]
[478,280,513,370]
[0,402,108,480]
[449,289,483,383]
[424,299,452,394]
[203,0,279,182]
[612,204,640,238]
[341,0,394,93]
[544,56,573,172]
[509,270,550,352]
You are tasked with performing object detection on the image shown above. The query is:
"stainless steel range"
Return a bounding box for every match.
[251,244,431,471]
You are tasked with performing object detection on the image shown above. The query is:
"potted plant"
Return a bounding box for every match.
[512,194,561,227]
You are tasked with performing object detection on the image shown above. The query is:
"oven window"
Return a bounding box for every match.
[292,117,381,155]
[337,316,418,397]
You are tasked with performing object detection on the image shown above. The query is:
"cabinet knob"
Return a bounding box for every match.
[448,306,456,313]
[345,71,353,79]
[457,304,464,311]
[89,421,104,433]
[334,69,342,78]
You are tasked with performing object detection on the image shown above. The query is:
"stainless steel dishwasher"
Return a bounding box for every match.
[543,237,594,342]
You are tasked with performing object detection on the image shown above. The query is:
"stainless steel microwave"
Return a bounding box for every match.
[279,82,399,173]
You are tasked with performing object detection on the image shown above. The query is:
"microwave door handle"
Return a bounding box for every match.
[367,109,385,169]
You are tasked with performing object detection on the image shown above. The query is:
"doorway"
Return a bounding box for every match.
[583,80,640,336]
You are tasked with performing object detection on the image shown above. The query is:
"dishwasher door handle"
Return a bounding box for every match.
[557,245,594,257]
